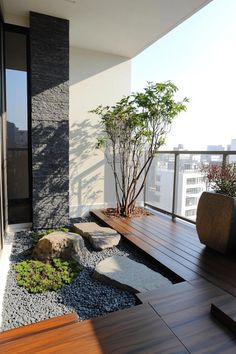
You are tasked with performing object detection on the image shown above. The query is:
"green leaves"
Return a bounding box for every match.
[90,81,188,216]
[95,137,106,149]
[15,259,81,294]
[92,81,188,152]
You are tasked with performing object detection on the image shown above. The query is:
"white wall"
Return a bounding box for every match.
[69,47,131,217]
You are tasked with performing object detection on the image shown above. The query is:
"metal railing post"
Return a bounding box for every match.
[222,152,229,167]
[172,153,179,221]
[143,150,147,208]
[222,153,227,167]
[145,150,236,224]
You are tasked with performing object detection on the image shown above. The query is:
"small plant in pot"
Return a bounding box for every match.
[91,81,188,217]
[197,162,236,255]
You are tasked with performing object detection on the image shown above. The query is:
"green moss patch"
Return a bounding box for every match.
[15,258,81,294]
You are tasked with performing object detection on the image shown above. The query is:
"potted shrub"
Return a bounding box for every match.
[196,163,236,254]
[91,81,188,217]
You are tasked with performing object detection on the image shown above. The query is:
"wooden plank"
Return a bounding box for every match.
[137,281,193,303]
[140,215,204,249]
[133,216,236,271]
[211,298,236,334]
[1,304,188,354]
[161,303,236,353]
[147,282,236,353]
[124,217,236,287]
[91,210,236,295]
[150,286,230,317]
[0,313,78,345]
[138,279,223,305]
[91,209,198,281]
[129,217,204,255]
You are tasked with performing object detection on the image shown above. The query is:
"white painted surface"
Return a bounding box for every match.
[1,0,212,57]
[0,233,14,329]
[69,47,131,217]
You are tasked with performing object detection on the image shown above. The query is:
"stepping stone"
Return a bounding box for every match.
[73,222,118,237]
[73,223,120,251]
[92,255,172,293]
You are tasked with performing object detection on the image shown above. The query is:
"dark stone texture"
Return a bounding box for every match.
[30,12,69,228]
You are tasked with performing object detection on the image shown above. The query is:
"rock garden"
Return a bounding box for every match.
[1,217,172,331]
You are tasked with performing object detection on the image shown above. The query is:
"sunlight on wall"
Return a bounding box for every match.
[69,47,131,217]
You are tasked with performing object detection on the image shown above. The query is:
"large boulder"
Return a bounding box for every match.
[92,255,172,293]
[73,222,120,250]
[33,231,84,262]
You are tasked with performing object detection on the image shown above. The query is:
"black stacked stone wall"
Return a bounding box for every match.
[30,12,69,228]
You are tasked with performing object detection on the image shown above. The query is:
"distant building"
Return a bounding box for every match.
[229,139,236,162]
[173,144,187,151]
[7,122,27,148]
[201,144,225,164]
[147,155,205,221]
[230,139,236,150]
[207,145,225,151]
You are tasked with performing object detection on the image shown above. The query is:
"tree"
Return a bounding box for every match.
[91,81,188,217]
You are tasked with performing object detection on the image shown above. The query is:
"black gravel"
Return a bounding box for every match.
[1,219,172,331]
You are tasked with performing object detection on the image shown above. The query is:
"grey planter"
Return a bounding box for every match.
[196,191,236,255]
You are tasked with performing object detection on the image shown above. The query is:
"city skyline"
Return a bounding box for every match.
[162,138,236,152]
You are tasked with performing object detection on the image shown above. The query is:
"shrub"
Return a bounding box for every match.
[15,258,81,293]
[91,81,188,216]
[201,163,236,197]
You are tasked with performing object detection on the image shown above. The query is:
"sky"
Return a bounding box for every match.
[131,0,236,150]
[6,69,28,131]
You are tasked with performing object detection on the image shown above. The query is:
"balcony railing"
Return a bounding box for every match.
[144,150,236,224]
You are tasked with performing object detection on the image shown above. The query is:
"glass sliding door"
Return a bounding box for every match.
[5,27,31,224]
[0,16,7,249]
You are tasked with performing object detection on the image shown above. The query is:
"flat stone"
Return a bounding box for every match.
[92,255,172,293]
[73,223,120,250]
[33,231,84,262]
[73,222,117,237]
[89,233,121,251]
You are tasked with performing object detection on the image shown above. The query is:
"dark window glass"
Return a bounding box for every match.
[5,30,31,224]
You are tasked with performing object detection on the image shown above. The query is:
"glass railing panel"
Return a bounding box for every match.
[228,154,236,163]
[175,154,223,222]
[146,154,174,213]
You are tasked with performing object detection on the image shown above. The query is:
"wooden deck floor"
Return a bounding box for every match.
[2,282,236,353]
[91,209,236,296]
[1,305,189,353]
[2,210,236,353]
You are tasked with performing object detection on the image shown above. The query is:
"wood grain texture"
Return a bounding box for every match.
[0,304,188,354]
[148,281,236,353]
[211,299,236,334]
[0,313,78,345]
[91,210,236,295]
[2,210,236,353]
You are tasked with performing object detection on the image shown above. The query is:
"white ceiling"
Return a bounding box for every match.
[1,0,212,58]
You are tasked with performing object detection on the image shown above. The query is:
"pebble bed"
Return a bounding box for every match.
[1,218,172,331]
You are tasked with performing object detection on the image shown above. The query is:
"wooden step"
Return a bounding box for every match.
[0,304,188,354]
[0,312,78,345]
